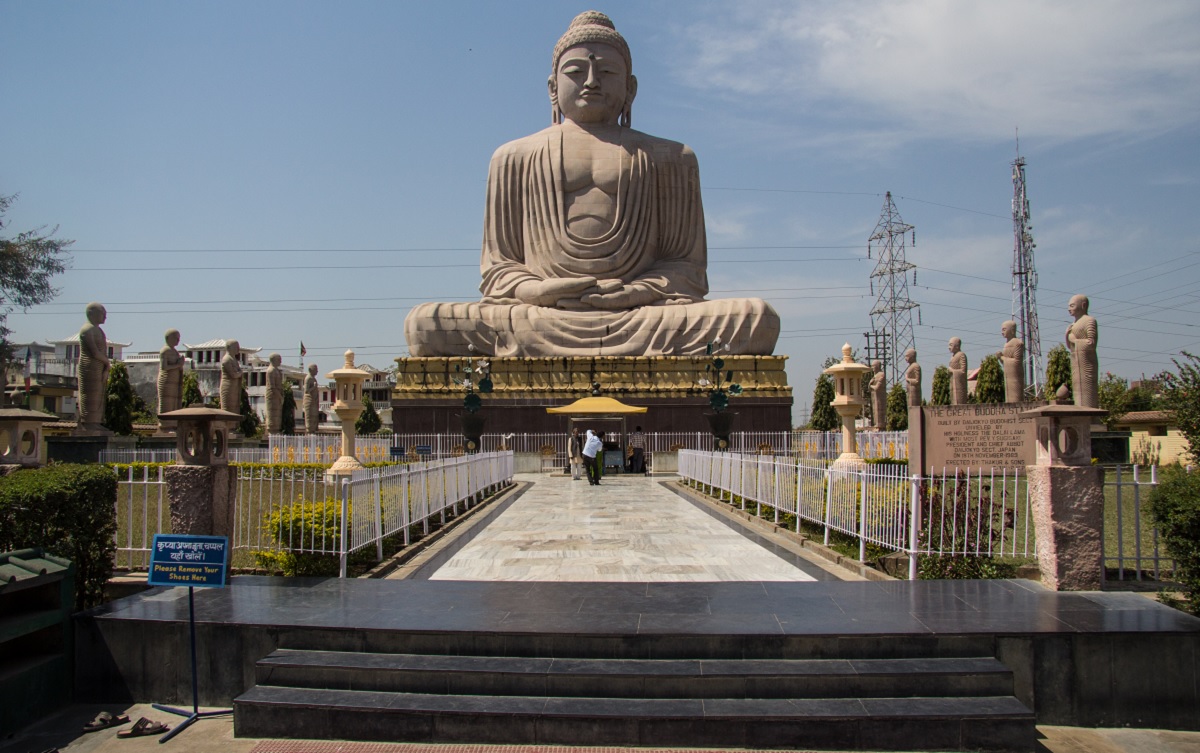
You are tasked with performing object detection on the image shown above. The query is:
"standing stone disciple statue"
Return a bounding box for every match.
[219,340,243,414]
[157,328,184,416]
[303,363,320,434]
[75,302,111,434]
[1001,320,1026,403]
[404,11,779,358]
[265,353,283,434]
[1065,294,1099,408]
[904,349,922,408]
[948,338,968,405]
[869,360,887,430]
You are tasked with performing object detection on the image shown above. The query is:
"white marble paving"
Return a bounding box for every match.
[428,473,816,582]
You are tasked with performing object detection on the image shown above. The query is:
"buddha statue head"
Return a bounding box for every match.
[948,337,961,355]
[548,11,637,127]
[85,301,106,326]
[165,328,180,348]
[269,353,281,368]
[1002,320,1017,340]
[1068,294,1089,319]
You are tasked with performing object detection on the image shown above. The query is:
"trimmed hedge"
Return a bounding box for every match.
[0,464,117,610]
[1148,465,1200,615]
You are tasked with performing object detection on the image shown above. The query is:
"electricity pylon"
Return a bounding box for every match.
[868,192,920,385]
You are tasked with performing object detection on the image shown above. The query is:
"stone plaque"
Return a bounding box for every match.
[921,402,1044,471]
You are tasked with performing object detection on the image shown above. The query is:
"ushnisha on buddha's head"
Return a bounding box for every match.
[548,11,638,127]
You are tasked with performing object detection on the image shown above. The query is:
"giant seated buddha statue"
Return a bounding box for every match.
[404,11,780,358]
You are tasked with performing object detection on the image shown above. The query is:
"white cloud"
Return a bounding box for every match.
[674,0,1200,146]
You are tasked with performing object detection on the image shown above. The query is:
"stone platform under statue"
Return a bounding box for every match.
[391,355,792,434]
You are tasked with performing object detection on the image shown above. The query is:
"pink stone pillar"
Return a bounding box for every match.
[1021,405,1108,590]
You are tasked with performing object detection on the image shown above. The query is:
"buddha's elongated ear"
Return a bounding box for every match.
[548,76,561,125]
[620,74,638,127]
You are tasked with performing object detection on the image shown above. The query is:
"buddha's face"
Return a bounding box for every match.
[166,330,180,348]
[552,42,630,125]
[1068,295,1087,318]
[1002,323,1015,339]
[308,364,319,376]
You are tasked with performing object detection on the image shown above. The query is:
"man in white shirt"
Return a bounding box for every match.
[582,429,605,486]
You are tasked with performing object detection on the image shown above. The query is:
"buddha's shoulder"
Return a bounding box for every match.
[624,128,697,162]
[490,126,698,163]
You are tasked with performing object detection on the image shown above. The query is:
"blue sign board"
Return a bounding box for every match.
[148,534,228,588]
[415,445,432,456]
[389,446,405,458]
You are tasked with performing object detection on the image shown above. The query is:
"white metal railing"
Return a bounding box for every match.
[678,450,1030,579]
[790,431,909,461]
[266,434,397,464]
[113,451,515,577]
[113,465,168,569]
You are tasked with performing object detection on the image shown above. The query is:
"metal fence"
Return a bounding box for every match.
[1101,465,1173,583]
[791,431,909,461]
[114,451,515,576]
[678,450,1030,579]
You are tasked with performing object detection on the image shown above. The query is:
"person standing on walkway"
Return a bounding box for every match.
[568,426,584,480]
[583,429,605,485]
[629,425,646,474]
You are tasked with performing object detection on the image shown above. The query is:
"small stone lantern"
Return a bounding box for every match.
[1021,404,1109,467]
[0,408,58,467]
[823,343,873,469]
[326,350,368,480]
[158,407,242,466]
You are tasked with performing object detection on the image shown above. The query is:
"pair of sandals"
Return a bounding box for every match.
[82,711,170,737]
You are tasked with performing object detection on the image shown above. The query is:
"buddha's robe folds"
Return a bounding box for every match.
[404,126,780,357]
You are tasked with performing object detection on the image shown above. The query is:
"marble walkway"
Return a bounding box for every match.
[422,473,824,582]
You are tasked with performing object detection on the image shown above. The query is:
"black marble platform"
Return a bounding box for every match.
[76,576,1200,731]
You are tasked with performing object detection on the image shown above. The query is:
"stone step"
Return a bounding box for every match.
[279,628,997,661]
[255,649,1016,700]
[234,684,1036,752]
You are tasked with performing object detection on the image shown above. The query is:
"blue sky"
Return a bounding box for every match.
[3,0,1198,421]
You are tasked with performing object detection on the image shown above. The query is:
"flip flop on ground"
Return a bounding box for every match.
[82,711,129,732]
[116,717,170,738]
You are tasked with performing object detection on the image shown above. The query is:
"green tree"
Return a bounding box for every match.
[238,384,260,437]
[280,379,297,435]
[1158,351,1200,463]
[809,373,838,431]
[103,361,135,435]
[356,393,382,434]
[0,194,71,373]
[930,365,951,406]
[130,389,155,427]
[1098,372,1132,430]
[1045,344,1071,401]
[974,355,1005,404]
[886,383,909,431]
[181,369,203,407]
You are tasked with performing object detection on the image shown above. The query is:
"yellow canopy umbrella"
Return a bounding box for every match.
[545,396,648,415]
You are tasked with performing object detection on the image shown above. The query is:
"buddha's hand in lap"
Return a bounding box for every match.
[580,284,660,310]
[514,277,599,307]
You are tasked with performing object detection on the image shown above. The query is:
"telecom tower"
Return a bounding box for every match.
[867,192,920,384]
[1011,145,1042,396]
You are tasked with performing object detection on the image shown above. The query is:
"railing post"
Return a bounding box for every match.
[858,467,867,563]
[373,472,384,562]
[339,479,350,579]
[823,468,832,547]
[908,474,920,580]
